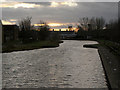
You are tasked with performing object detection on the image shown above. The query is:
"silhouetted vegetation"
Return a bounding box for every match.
[2,40,60,53]
[37,21,50,41]
[18,17,35,43]
[76,17,119,43]
[18,17,60,43]
[3,17,62,52]
[2,15,119,52]
[19,16,32,31]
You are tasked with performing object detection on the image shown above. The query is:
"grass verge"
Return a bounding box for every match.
[2,40,63,53]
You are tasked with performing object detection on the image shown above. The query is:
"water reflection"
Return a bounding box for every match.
[3,40,107,88]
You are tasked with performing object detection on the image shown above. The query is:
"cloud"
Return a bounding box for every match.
[2,20,16,25]
[61,2,78,7]
[2,2,118,26]
[50,2,59,7]
[50,2,78,7]
[0,2,41,8]
[48,23,63,27]
[0,1,78,9]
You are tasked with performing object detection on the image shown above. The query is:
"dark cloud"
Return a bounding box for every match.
[2,2,118,25]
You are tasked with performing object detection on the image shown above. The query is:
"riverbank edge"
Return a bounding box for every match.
[98,46,120,90]
[83,42,120,90]
[2,40,63,53]
[97,47,112,90]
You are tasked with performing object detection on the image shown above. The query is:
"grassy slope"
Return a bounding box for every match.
[2,40,63,53]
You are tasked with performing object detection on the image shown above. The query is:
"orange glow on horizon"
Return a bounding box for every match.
[48,23,63,27]
[50,27,79,32]
[34,24,45,26]
[34,23,63,27]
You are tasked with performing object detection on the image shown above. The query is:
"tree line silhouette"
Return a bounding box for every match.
[76,17,120,43]
[18,17,59,43]
[18,16,119,43]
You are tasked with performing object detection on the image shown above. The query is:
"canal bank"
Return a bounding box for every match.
[83,41,120,90]
[98,46,120,90]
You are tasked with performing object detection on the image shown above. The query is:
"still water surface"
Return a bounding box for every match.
[2,40,107,88]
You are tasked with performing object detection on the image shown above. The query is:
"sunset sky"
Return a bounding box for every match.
[0,0,118,31]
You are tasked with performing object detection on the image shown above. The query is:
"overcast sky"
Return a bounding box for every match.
[0,1,118,29]
[1,0,120,2]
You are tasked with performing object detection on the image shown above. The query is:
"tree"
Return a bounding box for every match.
[78,17,105,30]
[19,16,32,31]
[89,17,96,30]
[96,17,105,30]
[78,17,89,30]
[37,20,50,40]
[107,19,119,42]
[18,17,33,43]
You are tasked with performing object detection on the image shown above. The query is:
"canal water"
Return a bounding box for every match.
[2,40,107,88]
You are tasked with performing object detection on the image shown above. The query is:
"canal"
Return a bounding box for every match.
[2,40,107,88]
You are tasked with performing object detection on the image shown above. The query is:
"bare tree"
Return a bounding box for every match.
[37,20,50,40]
[96,17,105,30]
[78,17,105,30]
[37,20,49,30]
[78,17,89,30]
[89,17,96,30]
[19,16,32,31]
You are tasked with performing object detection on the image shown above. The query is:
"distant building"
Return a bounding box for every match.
[50,31,76,39]
[2,24,19,43]
[60,31,76,39]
